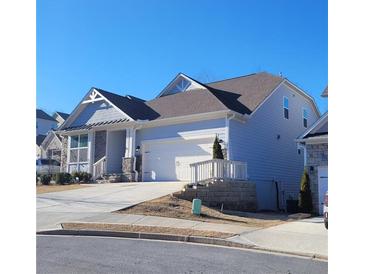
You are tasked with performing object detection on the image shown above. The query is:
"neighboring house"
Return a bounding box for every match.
[36,109,58,136]
[57,72,320,211]
[296,86,328,215]
[40,131,63,162]
[38,112,69,161]
[53,111,70,128]
[36,134,46,159]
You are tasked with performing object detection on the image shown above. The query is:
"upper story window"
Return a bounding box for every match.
[283,97,289,119]
[303,108,308,128]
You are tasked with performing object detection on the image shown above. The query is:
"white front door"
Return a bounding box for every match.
[318,166,328,215]
[142,137,214,182]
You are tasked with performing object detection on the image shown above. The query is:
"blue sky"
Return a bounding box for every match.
[37,0,328,115]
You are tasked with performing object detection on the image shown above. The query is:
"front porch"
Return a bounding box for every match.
[63,127,138,182]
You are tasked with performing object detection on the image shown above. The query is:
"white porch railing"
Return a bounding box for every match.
[190,159,248,184]
[93,156,106,179]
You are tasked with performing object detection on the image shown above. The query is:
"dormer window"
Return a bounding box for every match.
[170,78,191,93]
[283,97,289,119]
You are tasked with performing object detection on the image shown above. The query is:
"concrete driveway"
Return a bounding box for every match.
[37,182,185,231]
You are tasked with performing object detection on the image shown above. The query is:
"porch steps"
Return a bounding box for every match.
[95,173,123,184]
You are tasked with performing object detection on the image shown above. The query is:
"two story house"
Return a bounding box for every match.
[57,72,320,211]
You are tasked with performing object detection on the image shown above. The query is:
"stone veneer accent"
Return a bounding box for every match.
[121,157,135,182]
[60,136,68,172]
[305,143,328,214]
[174,180,257,212]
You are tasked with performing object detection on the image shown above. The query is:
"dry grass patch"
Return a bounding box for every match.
[36,184,90,194]
[62,222,235,239]
[116,195,294,228]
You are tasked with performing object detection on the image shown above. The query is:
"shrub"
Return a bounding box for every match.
[213,136,224,159]
[71,171,80,182]
[55,172,73,185]
[71,171,92,183]
[40,174,52,185]
[298,169,313,213]
[79,172,92,183]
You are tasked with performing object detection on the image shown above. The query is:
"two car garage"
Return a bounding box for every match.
[141,137,214,182]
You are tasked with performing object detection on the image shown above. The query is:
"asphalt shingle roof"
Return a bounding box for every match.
[94,72,283,121]
[95,88,159,120]
[36,134,47,146]
[54,111,70,120]
[205,72,283,114]
[36,109,57,121]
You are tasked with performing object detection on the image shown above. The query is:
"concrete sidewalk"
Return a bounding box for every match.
[229,217,328,257]
[68,213,258,234]
[62,214,327,258]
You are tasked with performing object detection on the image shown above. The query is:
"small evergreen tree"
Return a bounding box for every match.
[213,136,224,159]
[298,169,313,213]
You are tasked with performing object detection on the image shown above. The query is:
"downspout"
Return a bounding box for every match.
[133,124,143,182]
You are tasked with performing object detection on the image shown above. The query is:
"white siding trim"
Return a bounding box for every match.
[156,73,207,98]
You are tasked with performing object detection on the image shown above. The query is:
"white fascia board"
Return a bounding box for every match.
[136,110,231,129]
[156,73,207,98]
[297,112,328,139]
[283,80,321,117]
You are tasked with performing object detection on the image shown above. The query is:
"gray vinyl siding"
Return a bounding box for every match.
[70,101,126,127]
[229,83,319,210]
[136,118,226,146]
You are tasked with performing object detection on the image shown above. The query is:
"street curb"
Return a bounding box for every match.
[36,229,327,261]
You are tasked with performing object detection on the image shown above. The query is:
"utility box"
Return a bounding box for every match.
[192,198,202,215]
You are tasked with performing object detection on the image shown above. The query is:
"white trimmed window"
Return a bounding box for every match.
[283,97,289,119]
[303,108,308,128]
[68,134,89,173]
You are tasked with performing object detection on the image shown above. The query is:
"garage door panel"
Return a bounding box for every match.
[143,138,213,181]
[318,166,328,215]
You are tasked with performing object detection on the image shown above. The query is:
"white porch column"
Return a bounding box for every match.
[88,131,94,174]
[125,128,136,158]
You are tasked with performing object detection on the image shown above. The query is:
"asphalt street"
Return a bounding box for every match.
[37,235,328,274]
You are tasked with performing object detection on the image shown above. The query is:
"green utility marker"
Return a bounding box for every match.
[192,198,202,215]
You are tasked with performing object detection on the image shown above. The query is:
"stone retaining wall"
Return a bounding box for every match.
[174,180,257,212]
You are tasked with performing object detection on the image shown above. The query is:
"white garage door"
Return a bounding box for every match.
[142,137,214,181]
[318,166,328,215]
